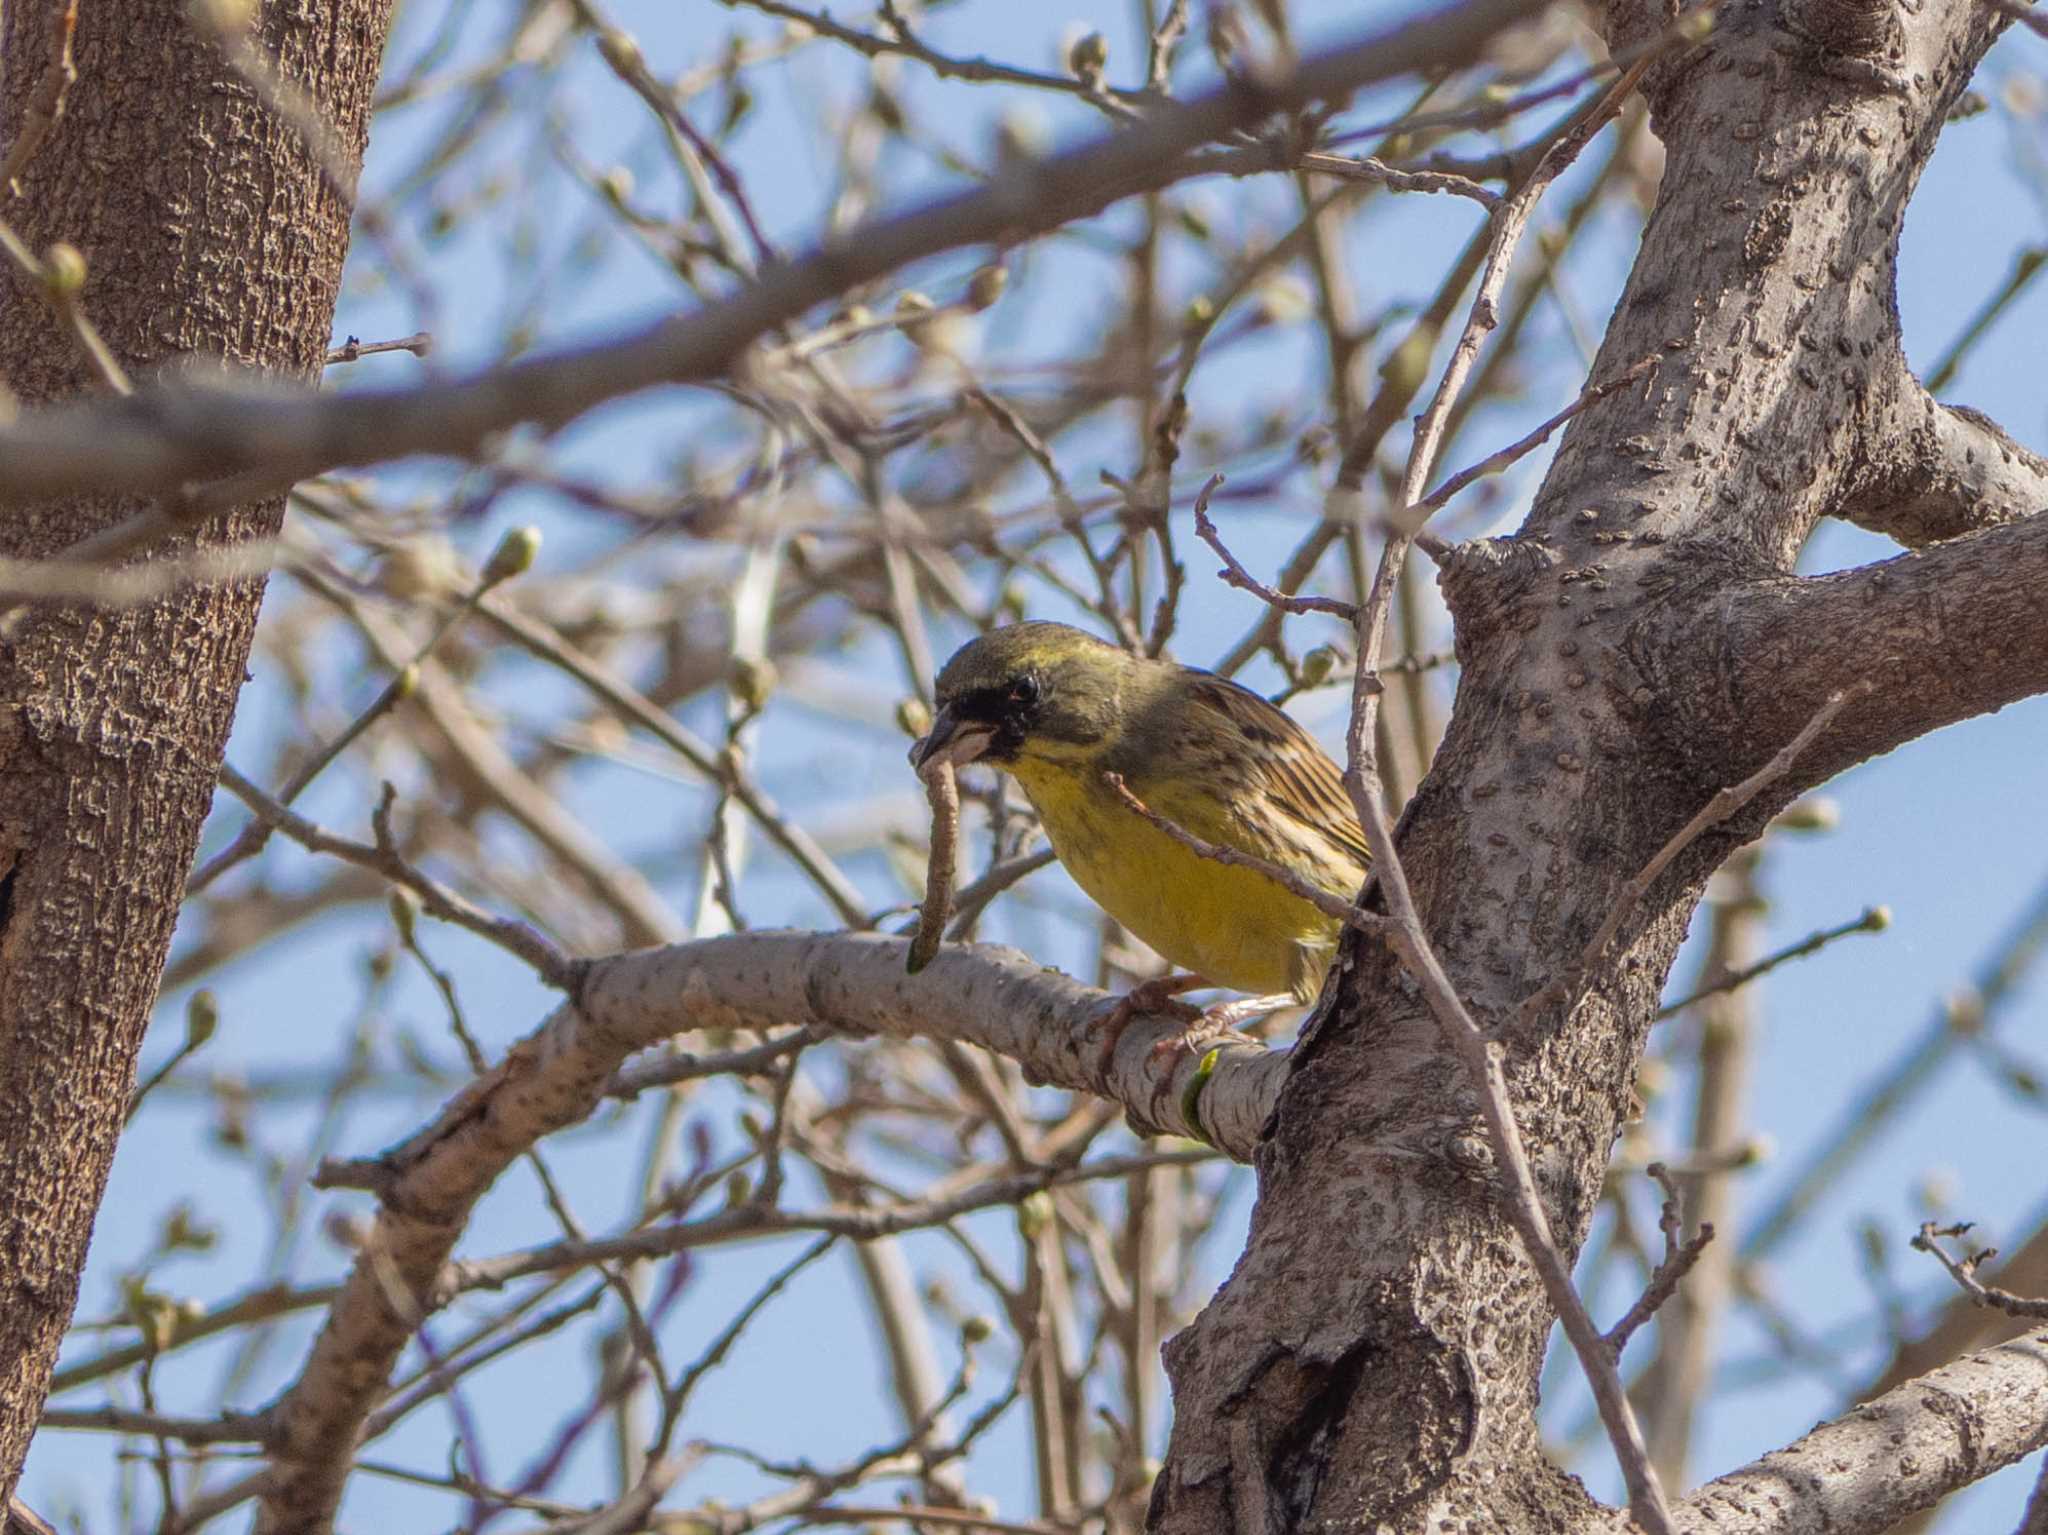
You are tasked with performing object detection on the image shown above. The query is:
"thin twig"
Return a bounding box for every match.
[1146,0,1191,92]
[217,768,578,989]
[1912,1222,2048,1320]
[908,758,959,973]
[1394,352,1660,536]
[1655,903,1889,1020]
[1191,474,1359,621]
[38,1404,272,1444]
[606,1029,820,1100]
[1603,1164,1715,1357]
[716,0,1149,116]
[791,1504,1061,1535]
[0,533,278,606]
[191,545,532,897]
[0,212,130,393]
[325,331,434,366]
[1291,149,1502,207]
[0,0,78,196]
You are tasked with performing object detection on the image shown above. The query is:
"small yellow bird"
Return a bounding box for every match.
[911,621,1369,1040]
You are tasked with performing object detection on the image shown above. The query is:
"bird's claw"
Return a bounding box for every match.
[1094,973,1206,1081]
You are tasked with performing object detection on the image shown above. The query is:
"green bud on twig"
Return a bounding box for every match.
[965,265,1008,313]
[42,242,86,298]
[388,888,420,944]
[184,990,218,1050]
[1298,645,1341,687]
[731,656,777,714]
[1067,30,1108,83]
[481,525,542,585]
[596,29,643,75]
[1018,1190,1054,1238]
[896,697,932,738]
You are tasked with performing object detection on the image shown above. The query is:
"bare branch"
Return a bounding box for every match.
[1603,1164,1715,1358]
[1676,512,2048,796]
[1293,150,1502,207]
[1654,904,1889,1020]
[257,932,1285,1529]
[0,0,1546,512]
[1396,351,1661,534]
[1844,377,2048,547]
[1678,1326,2048,1535]
[1914,1222,2048,1321]
[1190,474,1358,621]
[324,330,433,366]
[38,1406,272,1445]
[217,768,579,989]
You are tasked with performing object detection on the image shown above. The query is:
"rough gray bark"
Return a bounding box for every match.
[1149,0,2048,1527]
[0,0,393,1500]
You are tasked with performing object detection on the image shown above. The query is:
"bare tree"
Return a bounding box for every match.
[7,0,2048,1531]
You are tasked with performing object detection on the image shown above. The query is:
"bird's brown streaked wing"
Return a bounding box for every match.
[1184,673,1372,874]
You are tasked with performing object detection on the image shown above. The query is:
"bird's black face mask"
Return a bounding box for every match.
[911,674,1042,769]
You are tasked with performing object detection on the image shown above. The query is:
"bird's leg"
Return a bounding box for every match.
[1094,972,1206,1080]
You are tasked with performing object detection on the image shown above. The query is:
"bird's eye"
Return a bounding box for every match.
[1010,675,1040,707]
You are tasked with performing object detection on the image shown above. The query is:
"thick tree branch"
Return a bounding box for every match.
[1842,371,2048,547]
[1678,1327,2048,1535]
[0,0,1543,515]
[1648,510,2048,799]
[257,933,1284,1532]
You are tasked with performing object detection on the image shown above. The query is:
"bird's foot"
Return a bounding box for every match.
[1141,992,1298,1131]
[1145,991,1295,1078]
[1094,973,1206,1081]
[1185,991,1297,1042]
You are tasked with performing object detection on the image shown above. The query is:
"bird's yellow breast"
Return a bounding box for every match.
[1007,753,1341,999]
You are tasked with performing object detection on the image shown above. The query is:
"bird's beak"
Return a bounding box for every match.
[911,705,994,771]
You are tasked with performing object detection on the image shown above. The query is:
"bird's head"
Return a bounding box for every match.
[912,621,1130,772]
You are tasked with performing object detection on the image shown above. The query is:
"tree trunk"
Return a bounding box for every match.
[0,0,393,1497]
[1150,0,2048,1526]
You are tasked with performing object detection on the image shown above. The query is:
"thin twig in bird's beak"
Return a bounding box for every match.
[907,757,959,974]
